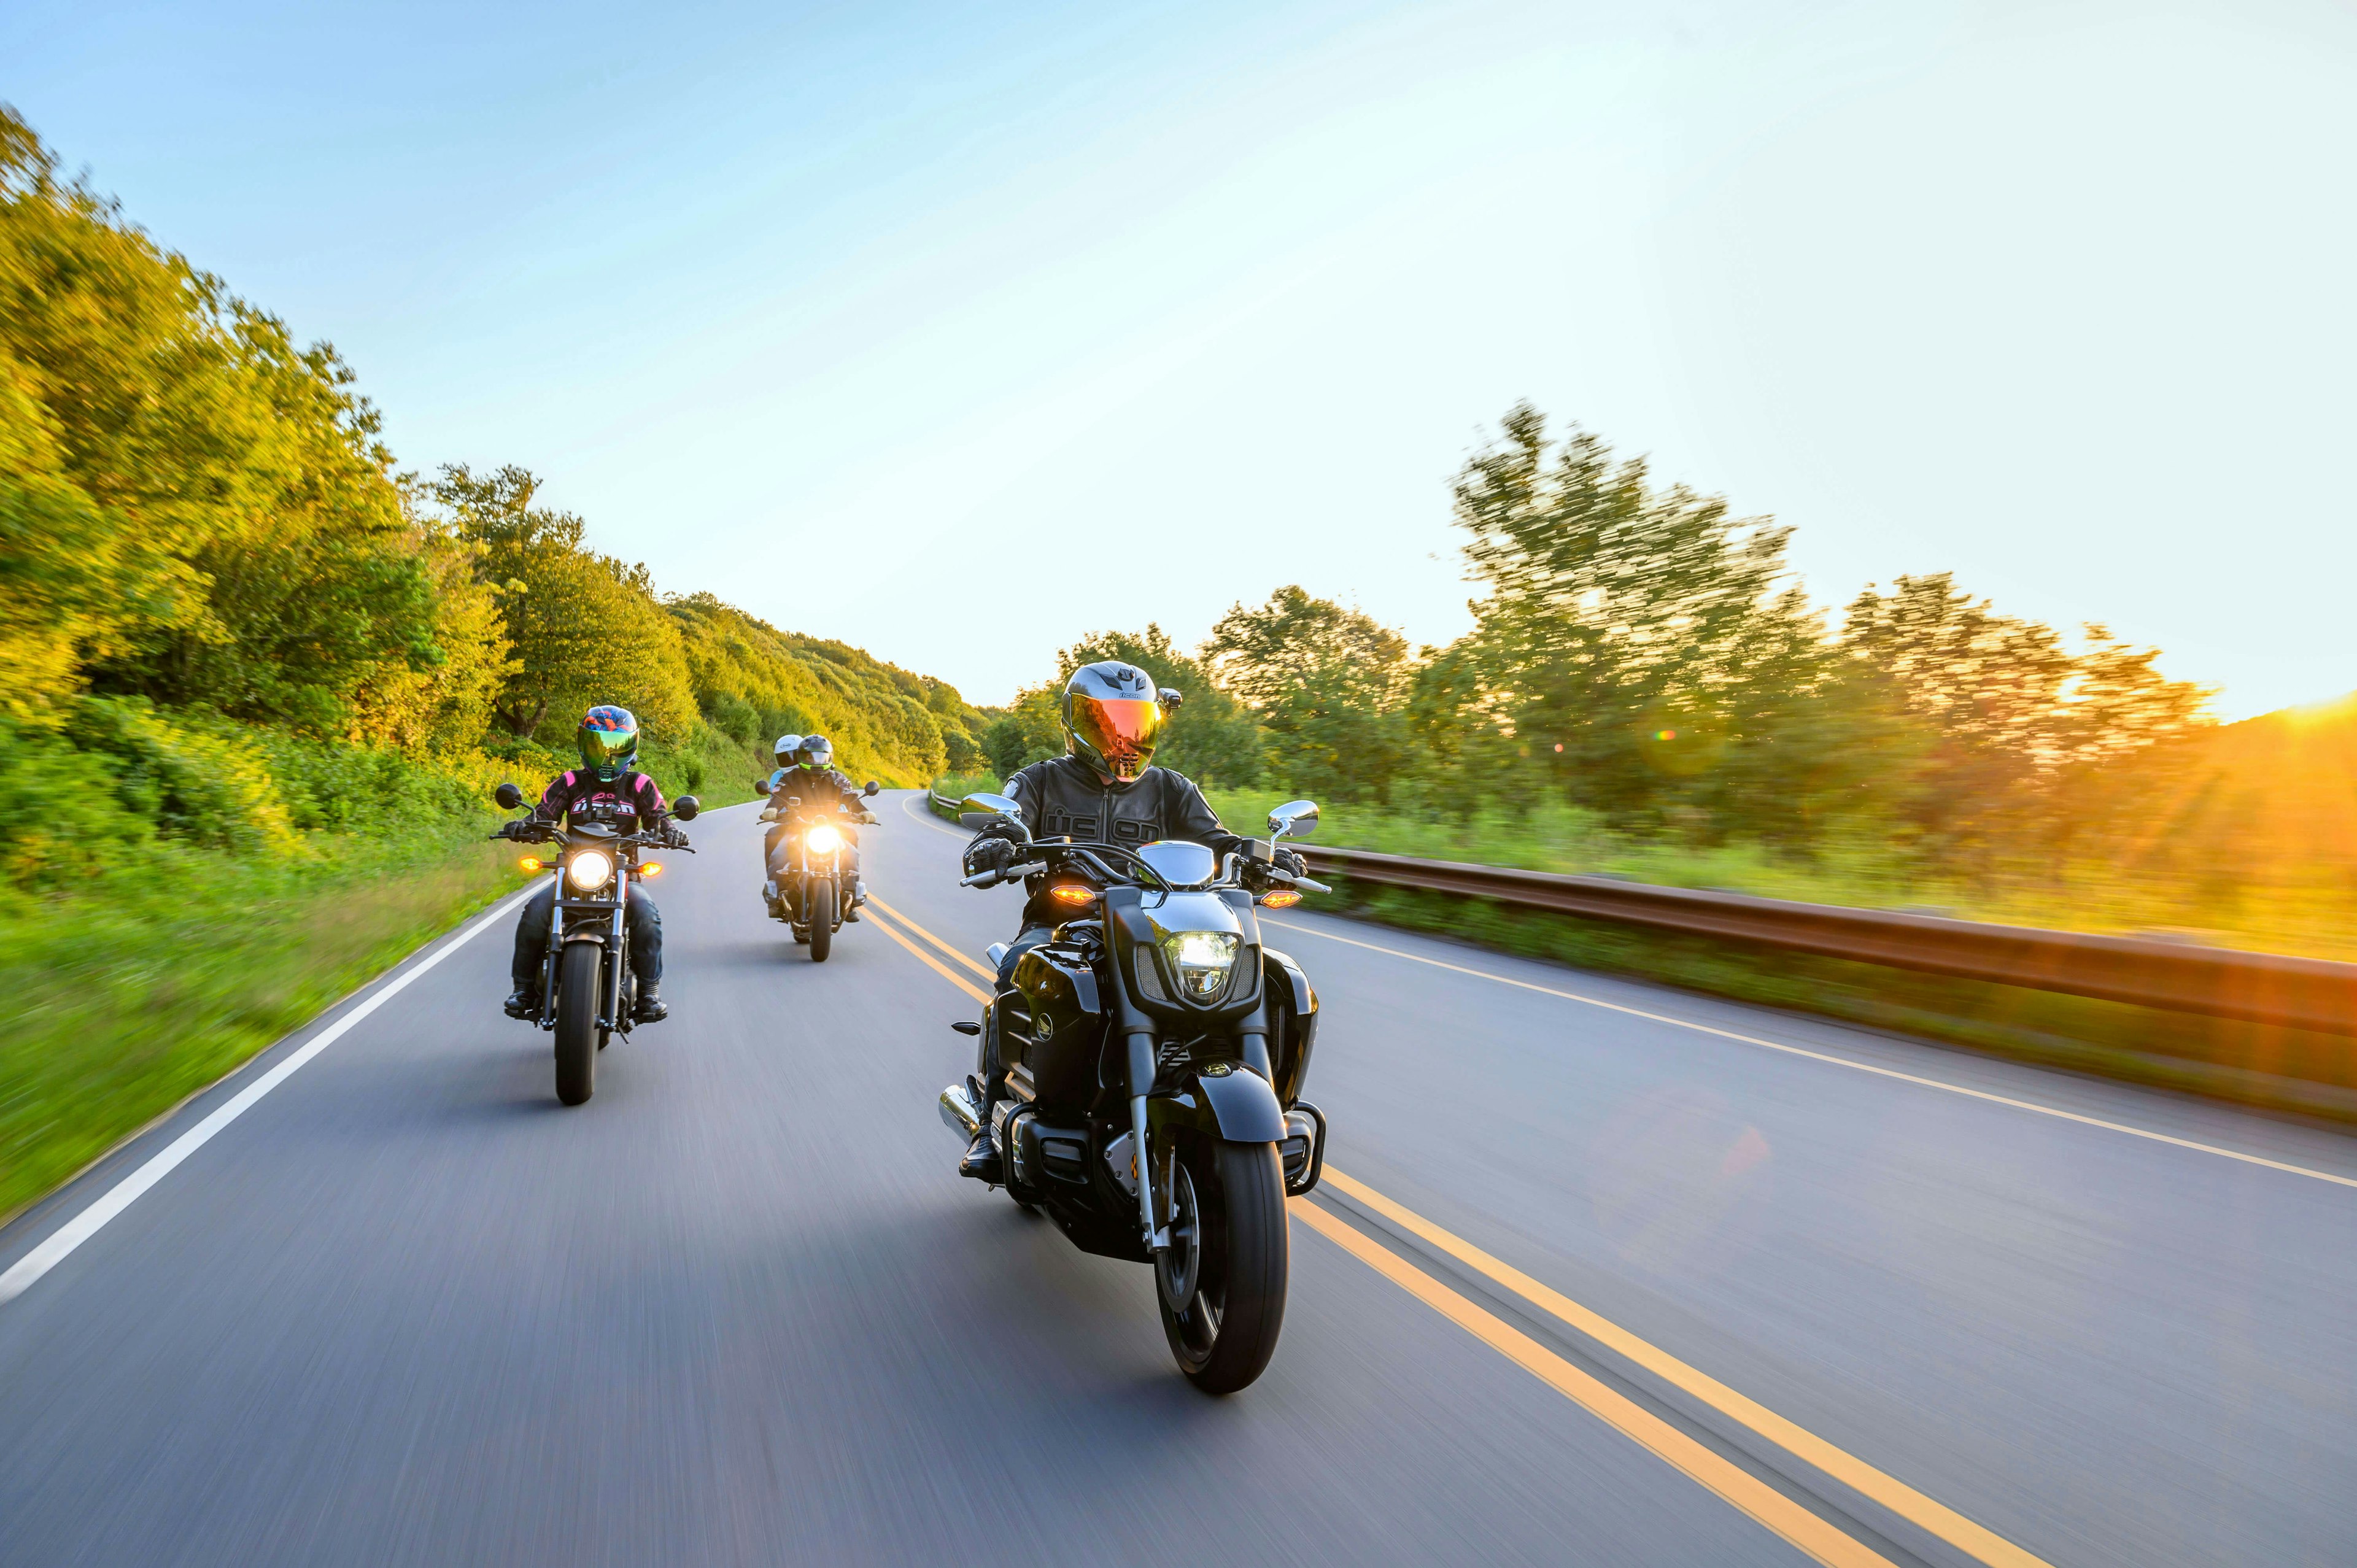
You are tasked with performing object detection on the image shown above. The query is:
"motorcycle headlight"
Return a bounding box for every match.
[805,823,843,855]
[1159,930,1240,1002]
[567,848,614,891]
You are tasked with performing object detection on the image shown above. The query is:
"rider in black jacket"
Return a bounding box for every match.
[761,733,875,921]
[955,661,1302,1182]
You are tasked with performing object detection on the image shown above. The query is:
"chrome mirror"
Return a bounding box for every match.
[959,791,1031,840]
[1268,800,1319,841]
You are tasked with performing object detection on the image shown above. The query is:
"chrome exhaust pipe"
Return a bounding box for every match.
[939,1083,983,1141]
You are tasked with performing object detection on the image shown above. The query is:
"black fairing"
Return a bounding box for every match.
[1101,886,1263,1023]
[1263,948,1320,1106]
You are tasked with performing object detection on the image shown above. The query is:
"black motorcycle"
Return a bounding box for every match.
[761,781,880,962]
[492,782,698,1105]
[938,793,1331,1392]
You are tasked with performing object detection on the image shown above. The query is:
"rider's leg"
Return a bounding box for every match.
[627,893,667,1021]
[842,841,864,919]
[506,883,556,1016]
[761,824,787,906]
[960,923,1056,1181]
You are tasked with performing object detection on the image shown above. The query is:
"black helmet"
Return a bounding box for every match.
[773,733,803,768]
[577,705,640,783]
[1061,662,1166,784]
[791,734,834,769]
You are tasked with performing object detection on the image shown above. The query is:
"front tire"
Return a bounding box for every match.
[1156,1138,1289,1393]
[808,878,836,962]
[554,943,600,1106]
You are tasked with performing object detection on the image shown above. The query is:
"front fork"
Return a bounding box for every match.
[1124,1029,1167,1251]
[536,870,630,1030]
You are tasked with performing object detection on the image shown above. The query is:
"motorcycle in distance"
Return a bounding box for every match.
[490,782,699,1106]
[760,779,881,962]
[937,792,1332,1393]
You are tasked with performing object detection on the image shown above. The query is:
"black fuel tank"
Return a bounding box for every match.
[1008,940,1109,1110]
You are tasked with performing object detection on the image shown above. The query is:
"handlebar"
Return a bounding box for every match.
[960,860,1043,889]
[491,815,691,852]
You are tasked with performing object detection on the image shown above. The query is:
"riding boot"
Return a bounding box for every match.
[958,1124,1003,1183]
[632,979,667,1023]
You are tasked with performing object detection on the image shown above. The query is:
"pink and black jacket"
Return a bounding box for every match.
[532,769,667,830]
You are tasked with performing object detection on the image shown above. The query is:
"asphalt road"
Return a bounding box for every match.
[2,792,2351,1567]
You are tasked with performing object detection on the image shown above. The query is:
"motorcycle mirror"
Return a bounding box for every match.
[864,780,881,797]
[494,782,525,811]
[1267,799,1320,841]
[1158,687,1185,709]
[673,795,701,821]
[959,791,1031,839]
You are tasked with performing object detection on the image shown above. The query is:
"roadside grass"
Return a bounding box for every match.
[0,830,533,1226]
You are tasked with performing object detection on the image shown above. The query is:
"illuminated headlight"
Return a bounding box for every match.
[1160,930,1239,1002]
[567,849,614,891]
[804,824,843,855]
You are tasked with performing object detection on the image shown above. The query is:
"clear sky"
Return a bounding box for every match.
[8,0,2352,717]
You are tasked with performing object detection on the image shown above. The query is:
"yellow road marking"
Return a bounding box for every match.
[1319,1168,2053,1568]
[898,791,972,840]
[866,894,995,981]
[1264,917,2357,1192]
[865,905,989,1005]
[1290,1199,1897,1568]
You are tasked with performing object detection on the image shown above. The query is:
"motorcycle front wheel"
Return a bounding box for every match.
[808,878,836,962]
[1156,1138,1288,1394]
[554,943,600,1106]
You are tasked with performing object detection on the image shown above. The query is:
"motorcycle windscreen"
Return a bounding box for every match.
[1069,696,1163,781]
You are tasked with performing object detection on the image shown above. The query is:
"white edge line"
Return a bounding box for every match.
[1263,916,2357,1192]
[0,884,540,1306]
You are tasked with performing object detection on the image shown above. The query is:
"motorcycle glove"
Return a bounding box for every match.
[964,837,1017,876]
[1274,846,1307,878]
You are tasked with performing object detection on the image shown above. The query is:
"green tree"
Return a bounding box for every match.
[1439,403,1848,837]
[1207,586,1409,800]
[2,106,446,733]
[430,464,694,743]
[1841,573,2210,858]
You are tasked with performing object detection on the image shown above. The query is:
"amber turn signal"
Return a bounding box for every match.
[1258,888,1302,908]
[640,861,664,877]
[1049,884,1096,906]
[519,855,544,873]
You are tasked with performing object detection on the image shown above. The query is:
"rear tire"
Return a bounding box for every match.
[1156,1138,1288,1393]
[554,943,600,1106]
[808,879,836,962]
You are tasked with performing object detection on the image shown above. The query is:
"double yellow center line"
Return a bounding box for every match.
[860,892,2053,1568]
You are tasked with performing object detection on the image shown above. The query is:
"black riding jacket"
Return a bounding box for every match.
[994,757,1242,927]
[767,765,862,813]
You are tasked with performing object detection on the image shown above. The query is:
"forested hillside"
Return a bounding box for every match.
[0,106,983,1218]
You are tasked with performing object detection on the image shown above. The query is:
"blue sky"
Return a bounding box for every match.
[8,0,2353,716]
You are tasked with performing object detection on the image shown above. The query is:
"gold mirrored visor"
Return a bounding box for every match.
[579,727,637,765]
[1070,695,1163,773]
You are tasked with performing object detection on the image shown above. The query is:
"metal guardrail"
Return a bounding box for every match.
[926,789,2357,1035]
[1299,845,2357,1037]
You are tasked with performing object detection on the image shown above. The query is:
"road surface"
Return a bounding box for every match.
[2,792,2351,1567]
